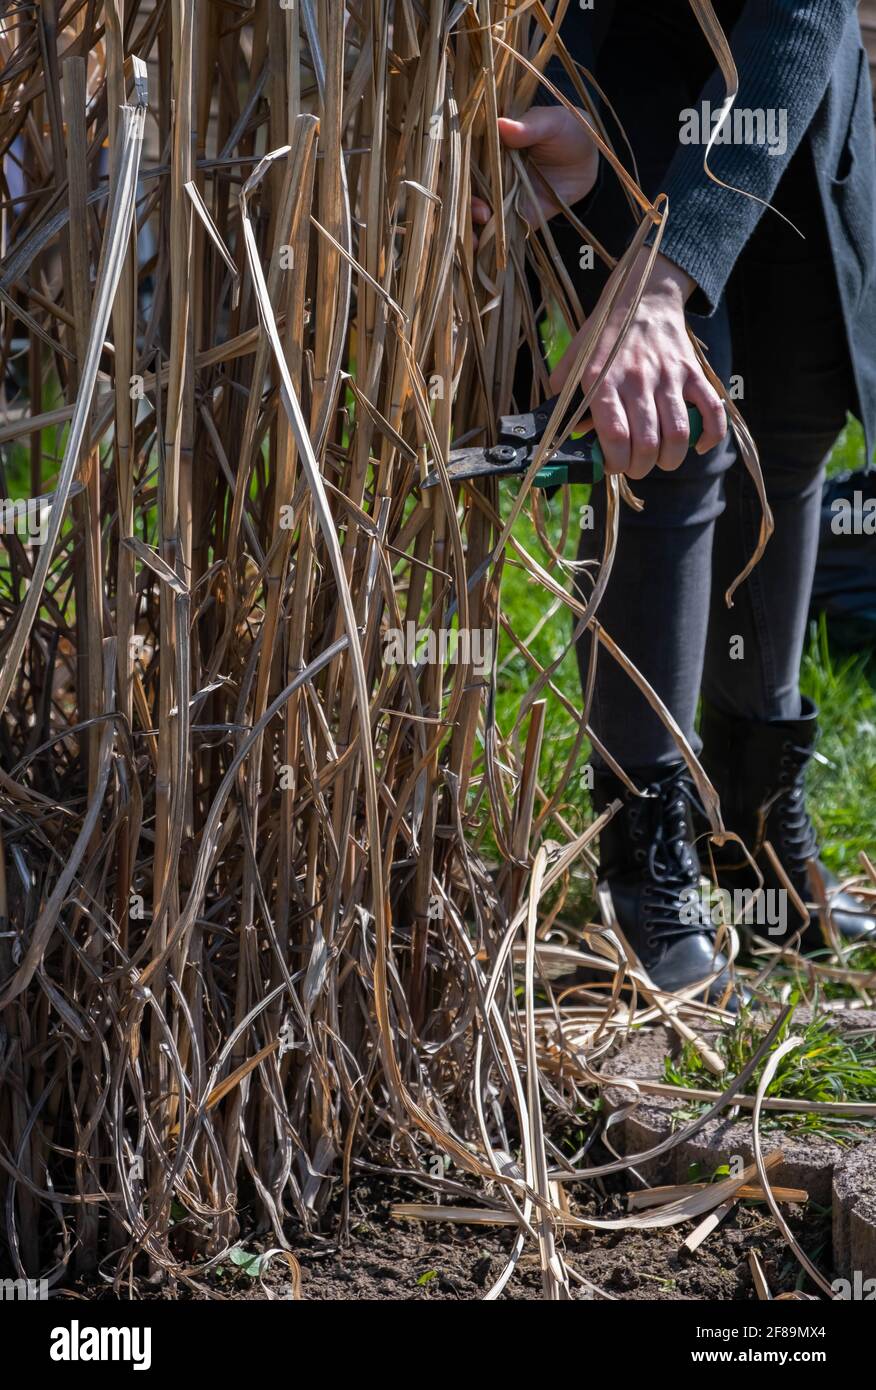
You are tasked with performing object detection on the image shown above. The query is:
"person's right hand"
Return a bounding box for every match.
[472,106,599,229]
[550,246,727,480]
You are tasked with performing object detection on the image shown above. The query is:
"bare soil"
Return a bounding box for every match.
[280,1172,829,1302]
[80,1167,826,1302]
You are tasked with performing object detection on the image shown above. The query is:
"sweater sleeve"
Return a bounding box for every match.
[654,0,857,314]
[536,4,611,107]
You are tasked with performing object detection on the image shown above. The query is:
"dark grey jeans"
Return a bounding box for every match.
[566,10,855,770]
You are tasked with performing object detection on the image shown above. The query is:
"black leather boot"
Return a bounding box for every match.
[593,764,738,1005]
[699,698,876,950]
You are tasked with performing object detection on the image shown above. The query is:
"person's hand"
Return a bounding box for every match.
[472,106,599,229]
[550,247,727,479]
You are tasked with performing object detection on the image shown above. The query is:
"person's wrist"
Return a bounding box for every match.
[647,250,697,304]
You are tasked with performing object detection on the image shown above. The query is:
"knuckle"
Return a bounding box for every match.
[623,367,648,391]
[665,417,691,443]
[600,421,629,445]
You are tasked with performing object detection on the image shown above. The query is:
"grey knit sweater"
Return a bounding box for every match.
[548,0,858,314]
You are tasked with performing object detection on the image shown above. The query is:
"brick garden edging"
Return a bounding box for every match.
[832,1138,876,1283]
[602,1010,876,1226]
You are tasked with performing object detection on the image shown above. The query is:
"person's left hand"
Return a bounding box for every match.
[471,106,599,230]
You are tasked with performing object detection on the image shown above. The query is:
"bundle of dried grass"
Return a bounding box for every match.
[0,0,772,1298]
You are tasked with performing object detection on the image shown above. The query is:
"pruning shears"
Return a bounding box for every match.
[421,394,704,492]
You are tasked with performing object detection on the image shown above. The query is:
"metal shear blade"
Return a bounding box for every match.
[421,389,603,491]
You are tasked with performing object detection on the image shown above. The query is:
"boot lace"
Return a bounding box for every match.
[772,739,819,879]
[627,772,714,948]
